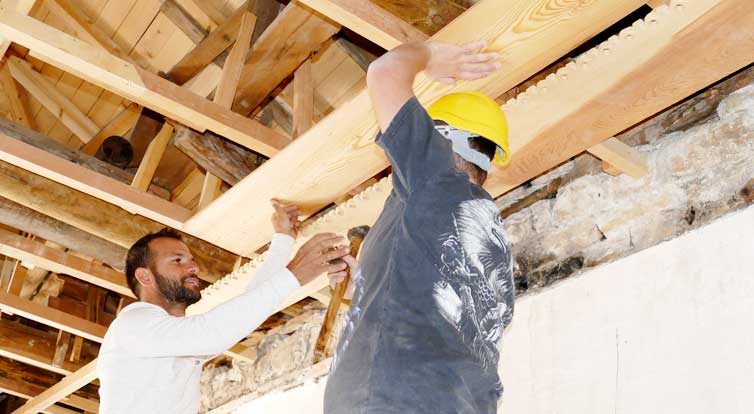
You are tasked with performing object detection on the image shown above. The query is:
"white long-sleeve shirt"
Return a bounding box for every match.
[98,234,299,414]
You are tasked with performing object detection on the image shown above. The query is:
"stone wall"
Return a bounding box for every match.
[200,68,754,412]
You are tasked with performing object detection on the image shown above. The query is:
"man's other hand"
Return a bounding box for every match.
[288,233,350,285]
[328,255,358,300]
[271,199,301,238]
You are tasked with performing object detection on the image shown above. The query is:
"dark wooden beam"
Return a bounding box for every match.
[0,356,99,402]
[173,127,264,186]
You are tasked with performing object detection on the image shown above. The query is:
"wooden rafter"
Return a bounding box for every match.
[0,10,291,157]
[0,227,133,297]
[587,138,648,178]
[231,1,340,114]
[0,63,34,128]
[0,0,35,58]
[80,102,142,156]
[11,359,97,414]
[184,0,648,256]
[292,58,314,139]
[131,122,174,192]
[297,0,427,50]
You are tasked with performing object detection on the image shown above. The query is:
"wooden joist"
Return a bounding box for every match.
[80,102,142,156]
[0,63,34,128]
[7,56,99,143]
[131,122,174,192]
[0,161,235,282]
[0,10,291,157]
[11,359,98,414]
[483,0,754,197]
[0,227,133,298]
[297,0,427,50]
[0,291,106,342]
[292,58,314,139]
[0,0,35,58]
[232,1,340,114]
[184,0,647,256]
[587,138,648,178]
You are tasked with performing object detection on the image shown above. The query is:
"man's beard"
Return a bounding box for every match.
[152,269,201,306]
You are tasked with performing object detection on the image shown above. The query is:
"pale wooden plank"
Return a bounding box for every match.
[7,56,98,142]
[184,0,647,256]
[0,0,37,58]
[0,64,34,128]
[292,58,313,138]
[587,138,648,178]
[213,10,255,108]
[197,172,222,211]
[80,102,142,155]
[297,0,426,50]
[131,122,174,191]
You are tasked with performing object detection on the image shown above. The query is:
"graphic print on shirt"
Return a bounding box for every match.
[433,199,514,373]
[331,268,365,372]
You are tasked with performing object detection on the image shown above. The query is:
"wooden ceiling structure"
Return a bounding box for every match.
[0,0,751,412]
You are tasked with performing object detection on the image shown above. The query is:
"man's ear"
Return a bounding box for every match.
[134,267,155,289]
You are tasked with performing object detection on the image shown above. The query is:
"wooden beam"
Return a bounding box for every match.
[213,10,255,109]
[0,227,134,297]
[7,56,98,143]
[0,162,235,282]
[646,0,667,7]
[80,102,142,156]
[131,122,174,192]
[171,168,203,209]
[0,122,192,229]
[172,126,263,186]
[0,64,33,128]
[51,330,70,369]
[167,2,248,85]
[0,356,99,411]
[0,0,35,58]
[197,173,222,211]
[0,11,292,157]
[292,59,314,138]
[297,0,427,50]
[184,0,647,256]
[587,138,648,178]
[232,2,340,114]
[0,197,127,271]
[161,0,208,44]
[11,359,97,414]
[483,0,754,197]
[0,291,106,342]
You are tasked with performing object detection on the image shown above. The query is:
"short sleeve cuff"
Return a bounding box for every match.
[375,96,422,148]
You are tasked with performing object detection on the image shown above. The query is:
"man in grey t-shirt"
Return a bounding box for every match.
[324,41,515,414]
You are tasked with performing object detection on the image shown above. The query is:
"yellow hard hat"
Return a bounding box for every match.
[427,91,510,166]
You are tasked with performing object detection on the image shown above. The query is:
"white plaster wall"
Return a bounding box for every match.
[236,205,754,414]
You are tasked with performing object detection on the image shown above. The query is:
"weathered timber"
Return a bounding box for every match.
[173,126,264,185]
[0,197,126,271]
[0,117,170,199]
[0,357,99,404]
[0,162,235,282]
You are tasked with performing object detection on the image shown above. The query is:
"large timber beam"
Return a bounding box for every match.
[483,0,754,196]
[0,10,291,157]
[231,1,340,114]
[0,291,106,342]
[0,197,127,271]
[185,0,647,256]
[0,318,95,376]
[0,227,133,298]
[0,161,235,282]
[11,359,97,414]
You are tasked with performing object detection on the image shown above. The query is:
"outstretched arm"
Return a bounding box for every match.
[366,41,500,133]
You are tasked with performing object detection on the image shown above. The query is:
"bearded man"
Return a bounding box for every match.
[98,201,351,414]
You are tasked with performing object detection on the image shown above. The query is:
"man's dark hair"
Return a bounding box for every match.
[125,228,182,298]
[434,120,497,185]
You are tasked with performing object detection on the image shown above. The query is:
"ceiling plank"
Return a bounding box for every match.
[184,0,647,256]
[0,64,34,128]
[587,138,648,178]
[7,56,99,143]
[297,0,427,50]
[0,161,235,282]
[232,1,340,114]
[0,11,292,157]
[0,291,106,342]
[11,358,97,414]
[0,227,133,297]
[483,0,754,196]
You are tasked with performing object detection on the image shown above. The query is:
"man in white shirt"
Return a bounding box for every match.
[98,200,351,414]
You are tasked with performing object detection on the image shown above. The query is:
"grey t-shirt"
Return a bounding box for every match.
[324,97,514,414]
